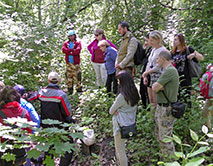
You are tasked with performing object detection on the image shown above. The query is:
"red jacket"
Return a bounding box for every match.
[0,101,32,135]
[62,40,82,65]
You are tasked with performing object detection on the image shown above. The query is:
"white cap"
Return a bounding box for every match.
[48,72,60,82]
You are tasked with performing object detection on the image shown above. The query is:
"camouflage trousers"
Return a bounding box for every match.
[202,99,213,130]
[66,63,82,91]
[155,105,176,158]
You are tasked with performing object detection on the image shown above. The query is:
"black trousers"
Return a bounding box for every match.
[59,151,73,166]
[105,72,118,94]
[139,77,149,108]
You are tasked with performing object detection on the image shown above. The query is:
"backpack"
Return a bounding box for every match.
[128,36,146,65]
[199,71,213,99]
[186,47,202,78]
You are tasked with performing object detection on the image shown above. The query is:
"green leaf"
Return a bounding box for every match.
[157,161,165,165]
[187,147,210,158]
[42,119,62,125]
[53,141,65,154]
[182,143,191,147]
[197,141,209,146]
[173,134,182,144]
[43,155,55,166]
[27,149,42,159]
[35,143,50,152]
[207,134,213,138]
[174,152,185,158]
[185,157,205,166]
[164,161,181,166]
[162,138,173,143]
[202,125,208,134]
[190,129,198,141]
[70,132,84,139]
[91,153,99,159]
[1,152,16,162]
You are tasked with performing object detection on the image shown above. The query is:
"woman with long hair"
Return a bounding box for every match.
[0,86,31,166]
[88,29,117,87]
[142,30,167,108]
[172,33,203,106]
[109,71,139,166]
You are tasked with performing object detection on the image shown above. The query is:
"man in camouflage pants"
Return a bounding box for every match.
[62,30,82,94]
[152,50,179,158]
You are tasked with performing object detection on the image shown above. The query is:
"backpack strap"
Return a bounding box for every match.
[0,109,7,119]
[186,46,190,55]
[162,91,171,104]
[20,109,26,118]
[128,36,134,43]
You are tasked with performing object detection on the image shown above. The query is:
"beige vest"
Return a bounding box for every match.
[117,32,134,65]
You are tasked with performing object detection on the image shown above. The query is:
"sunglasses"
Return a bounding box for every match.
[95,34,99,37]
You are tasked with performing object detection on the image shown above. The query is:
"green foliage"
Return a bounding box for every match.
[159,125,212,166]
[0,118,83,165]
[0,0,212,165]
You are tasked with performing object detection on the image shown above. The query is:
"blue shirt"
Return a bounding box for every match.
[20,98,40,128]
[69,41,74,64]
[104,46,117,75]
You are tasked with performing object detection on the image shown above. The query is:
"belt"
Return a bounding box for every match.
[158,103,170,107]
[158,103,176,107]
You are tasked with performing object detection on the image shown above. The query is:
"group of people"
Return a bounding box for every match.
[85,21,207,165]
[0,72,75,166]
[0,20,211,166]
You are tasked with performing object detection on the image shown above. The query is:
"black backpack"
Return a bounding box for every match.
[128,36,146,65]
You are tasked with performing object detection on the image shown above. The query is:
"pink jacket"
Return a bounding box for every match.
[87,37,117,62]
[62,40,82,65]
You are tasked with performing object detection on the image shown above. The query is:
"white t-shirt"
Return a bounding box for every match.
[147,46,166,71]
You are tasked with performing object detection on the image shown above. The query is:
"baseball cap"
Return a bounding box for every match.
[67,30,76,36]
[48,72,60,82]
[14,84,25,96]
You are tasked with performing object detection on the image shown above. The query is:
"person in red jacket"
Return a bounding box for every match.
[0,86,31,128]
[0,86,32,166]
[62,30,82,94]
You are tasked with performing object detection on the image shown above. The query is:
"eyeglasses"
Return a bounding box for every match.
[95,34,99,37]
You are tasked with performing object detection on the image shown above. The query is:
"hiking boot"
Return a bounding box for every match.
[68,88,73,94]
[76,87,82,92]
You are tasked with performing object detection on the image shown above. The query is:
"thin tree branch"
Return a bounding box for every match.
[158,1,202,11]
[62,0,100,22]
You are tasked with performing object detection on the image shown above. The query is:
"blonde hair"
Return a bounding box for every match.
[149,30,163,45]
[98,40,110,47]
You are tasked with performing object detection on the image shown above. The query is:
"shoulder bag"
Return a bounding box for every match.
[162,91,186,119]
[186,47,202,78]
[119,123,137,139]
